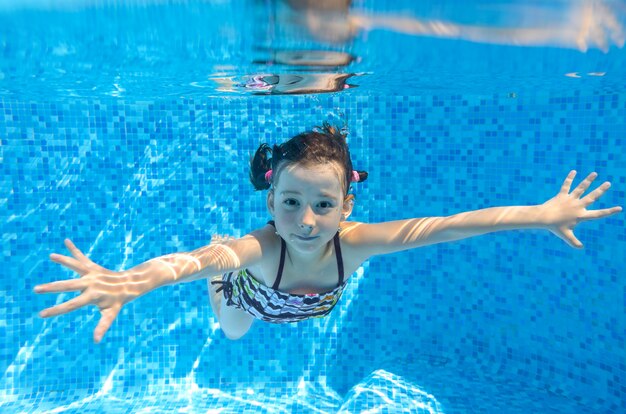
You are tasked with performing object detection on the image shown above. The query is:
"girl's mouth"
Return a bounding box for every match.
[293,234,319,241]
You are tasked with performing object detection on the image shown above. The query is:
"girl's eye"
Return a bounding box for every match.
[281,199,333,209]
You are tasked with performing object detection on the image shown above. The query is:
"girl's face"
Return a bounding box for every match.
[268,162,352,255]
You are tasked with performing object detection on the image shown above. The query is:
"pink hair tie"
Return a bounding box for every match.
[351,170,360,182]
[265,169,273,183]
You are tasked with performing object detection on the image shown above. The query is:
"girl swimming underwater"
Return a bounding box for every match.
[35,123,622,342]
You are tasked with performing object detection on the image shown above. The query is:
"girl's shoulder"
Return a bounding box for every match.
[338,220,372,265]
[242,223,284,284]
[243,222,282,262]
[338,220,366,244]
[244,223,282,252]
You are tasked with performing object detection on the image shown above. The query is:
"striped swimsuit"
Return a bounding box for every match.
[211,222,347,323]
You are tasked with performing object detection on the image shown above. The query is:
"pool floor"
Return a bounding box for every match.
[1,362,600,413]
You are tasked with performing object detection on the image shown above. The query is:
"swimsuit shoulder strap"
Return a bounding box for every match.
[268,221,286,290]
[334,232,345,286]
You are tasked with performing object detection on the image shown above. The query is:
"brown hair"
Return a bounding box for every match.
[249,122,367,195]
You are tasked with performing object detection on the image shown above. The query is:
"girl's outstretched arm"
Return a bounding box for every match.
[344,171,622,259]
[34,230,268,343]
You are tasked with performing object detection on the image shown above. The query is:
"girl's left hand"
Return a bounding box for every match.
[540,170,622,248]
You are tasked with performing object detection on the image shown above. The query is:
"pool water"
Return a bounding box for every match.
[1,1,625,413]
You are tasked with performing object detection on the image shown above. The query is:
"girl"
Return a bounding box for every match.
[34,123,622,342]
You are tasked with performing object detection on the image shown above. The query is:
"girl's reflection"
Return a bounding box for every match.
[281,0,625,52]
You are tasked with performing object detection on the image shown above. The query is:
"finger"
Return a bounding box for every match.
[64,239,98,266]
[559,170,577,194]
[93,306,121,344]
[571,171,598,198]
[64,238,87,259]
[34,278,88,294]
[38,294,92,318]
[562,228,583,249]
[580,181,611,206]
[583,206,623,220]
[64,239,108,272]
[49,253,87,275]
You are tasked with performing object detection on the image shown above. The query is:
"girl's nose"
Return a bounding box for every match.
[299,223,313,233]
[299,206,315,231]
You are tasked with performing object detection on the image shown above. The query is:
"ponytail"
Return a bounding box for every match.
[352,170,368,183]
[249,143,273,191]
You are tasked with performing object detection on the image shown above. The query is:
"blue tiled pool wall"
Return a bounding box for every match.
[1,92,625,411]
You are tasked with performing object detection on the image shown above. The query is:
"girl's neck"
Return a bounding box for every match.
[284,239,334,267]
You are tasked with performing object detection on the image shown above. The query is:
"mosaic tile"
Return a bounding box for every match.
[1,92,625,412]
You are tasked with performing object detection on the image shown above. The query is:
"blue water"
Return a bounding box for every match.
[1,1,625,413]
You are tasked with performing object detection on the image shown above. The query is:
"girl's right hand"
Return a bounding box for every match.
[35,239,134,344]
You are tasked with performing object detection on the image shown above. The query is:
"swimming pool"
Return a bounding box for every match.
[1,0,625,412]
